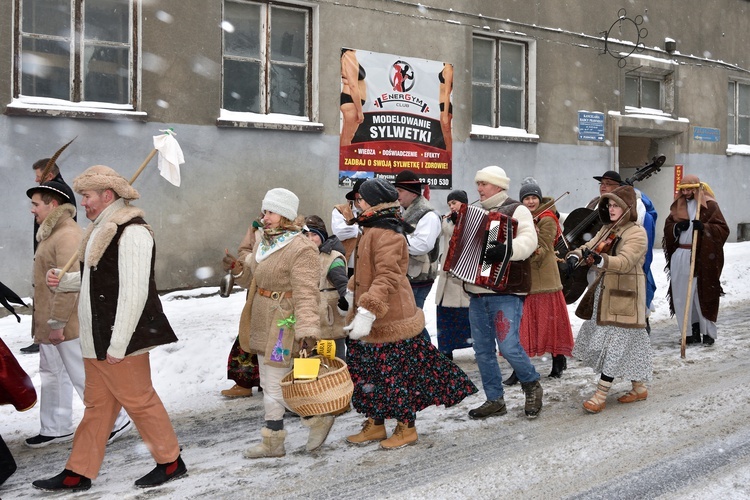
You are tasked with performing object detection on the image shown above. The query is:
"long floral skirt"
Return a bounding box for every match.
[346,334,478,422]
[518,291,574,357]
[572,284,653,381]
[436,305,473,354]
[227,336,261,389]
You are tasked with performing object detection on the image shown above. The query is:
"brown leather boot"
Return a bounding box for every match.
[346,418,386,445]
[380,422,418,450]
[221,384,253,398]
[583,380,612,414]
[617,381,648,403]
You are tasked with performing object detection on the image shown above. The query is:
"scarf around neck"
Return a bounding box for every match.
[256,229,300,263]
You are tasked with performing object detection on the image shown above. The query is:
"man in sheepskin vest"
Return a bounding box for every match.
[34,166,186,492]
[25,182,131,451]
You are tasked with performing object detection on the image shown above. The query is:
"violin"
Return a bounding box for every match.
[557,154,666,304]
[583,232,620,266]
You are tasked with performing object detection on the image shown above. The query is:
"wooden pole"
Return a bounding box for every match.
[680,187,703,359]
[56,148,158,280]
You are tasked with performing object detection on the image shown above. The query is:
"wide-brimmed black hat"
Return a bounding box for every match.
[26,181,74,204]
[393,169,423,196]
[593,170,625,185]
[345,178,367,201]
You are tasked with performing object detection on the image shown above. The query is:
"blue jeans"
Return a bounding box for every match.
[411,282,433,343]
[469,294,539,401]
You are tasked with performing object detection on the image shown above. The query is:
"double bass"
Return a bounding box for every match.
[557,154,666,303]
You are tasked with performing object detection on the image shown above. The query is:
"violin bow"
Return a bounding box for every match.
[533,191,569,223]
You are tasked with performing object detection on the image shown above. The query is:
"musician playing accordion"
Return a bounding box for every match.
[451,166,543,420]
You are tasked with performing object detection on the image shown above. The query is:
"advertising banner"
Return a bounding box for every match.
[339,48,453,190]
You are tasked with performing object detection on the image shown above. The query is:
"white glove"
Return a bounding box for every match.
[343,307,376,340]
[345,289,354,310]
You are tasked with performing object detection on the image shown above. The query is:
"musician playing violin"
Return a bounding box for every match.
[511,178,574,383]
[566,184,653,414]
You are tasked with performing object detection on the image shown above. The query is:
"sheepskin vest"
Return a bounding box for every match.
[86,217,177,360]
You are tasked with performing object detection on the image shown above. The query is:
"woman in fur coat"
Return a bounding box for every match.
[344,178,477,449]
[229,188,330,458]
[566,185,653,413]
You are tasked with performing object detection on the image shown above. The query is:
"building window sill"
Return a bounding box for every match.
[5,98,146,121]
[217,109,323,132]
[470,124,539,143]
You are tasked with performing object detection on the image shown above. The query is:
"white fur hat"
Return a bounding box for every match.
[73,165,140,200]
[262,188,299,221]
[475,166,510,190]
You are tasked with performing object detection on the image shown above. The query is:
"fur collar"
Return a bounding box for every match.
[79,204,151,267]
[36,204,77,243]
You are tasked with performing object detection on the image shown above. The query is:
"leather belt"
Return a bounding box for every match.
[256,287,292,300]
[678,244,693,249]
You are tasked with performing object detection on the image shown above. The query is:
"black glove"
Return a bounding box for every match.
[583,248,603,265]
[675,220,690,233]
[448,211,458,224]
[337,296,349,312]
[565,256,579,277]
[691,219,704,232]
[484,241,506,264]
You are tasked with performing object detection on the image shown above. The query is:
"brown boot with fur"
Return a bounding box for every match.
[617,381,648,403]
[243,428,286,458]
[379,422,418,450]
[346,418,386,445]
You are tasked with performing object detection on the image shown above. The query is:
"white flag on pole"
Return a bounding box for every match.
[153,129,185,187]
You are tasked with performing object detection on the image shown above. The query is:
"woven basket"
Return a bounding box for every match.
[281,356,353,417]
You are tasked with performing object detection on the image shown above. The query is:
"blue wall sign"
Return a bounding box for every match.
[578,112,605,141]
[693,127,720,142]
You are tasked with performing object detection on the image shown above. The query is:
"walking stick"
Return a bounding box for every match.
[680,187,703,359]
[55,149,159,280]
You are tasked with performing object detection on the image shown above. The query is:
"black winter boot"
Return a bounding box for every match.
[32,470,91,492]
[135,455,187,488]
[686,322,702,344]
[502,371,519,386]
[548,355,567,378]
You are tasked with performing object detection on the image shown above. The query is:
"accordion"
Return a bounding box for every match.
[443,204,518,292]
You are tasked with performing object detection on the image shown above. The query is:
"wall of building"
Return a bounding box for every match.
[1,0,748,295]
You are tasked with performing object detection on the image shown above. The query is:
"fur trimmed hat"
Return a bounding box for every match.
[73,165,140,200]
[475,166,510,190]
[519,177,543,201]
[359,178,399,206]
[262,188,299,221]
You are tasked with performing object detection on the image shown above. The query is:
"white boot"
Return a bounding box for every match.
[243,428,286,459]
[301,415,334,452]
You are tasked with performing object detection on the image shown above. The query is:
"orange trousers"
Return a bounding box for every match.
[66,353,180,479]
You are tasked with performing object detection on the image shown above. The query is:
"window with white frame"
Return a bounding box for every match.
[222,0,311,117]
[625,76,662,110]
[14,0,137,107]
[728,81,750,145]
[472,36,527,130]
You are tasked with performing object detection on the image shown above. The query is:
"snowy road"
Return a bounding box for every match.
[3,303,749,499]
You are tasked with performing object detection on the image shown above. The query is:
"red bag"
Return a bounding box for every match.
[0,338,37,412]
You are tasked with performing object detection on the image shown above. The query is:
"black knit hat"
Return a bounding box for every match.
[304,215,329,241]
[447,189,468,204]
[345,178,366,201]
[359,178,398,206]
[26,181,74,204]
[393,170,423,196]
[519,177,543,201]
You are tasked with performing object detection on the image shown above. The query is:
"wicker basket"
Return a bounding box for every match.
[281,356,353,417]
